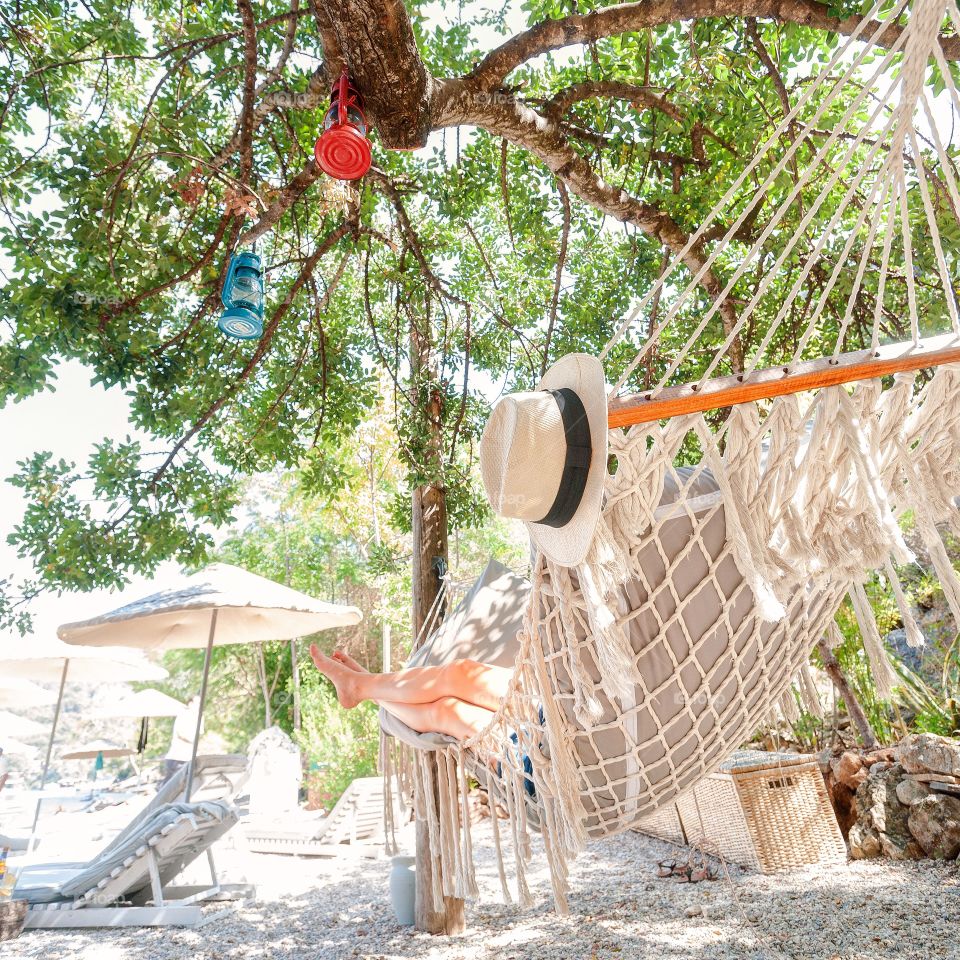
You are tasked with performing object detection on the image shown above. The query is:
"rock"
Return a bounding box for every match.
[895,778,930,807]
[885,627,924,672]
[903,772,960,784]
[847,823,882,858]
[833,751,868,791]
[907,795,960,859]
[827,779,859,837]
[848,764,924,861]
[247,725,302,817]
[899,733,960,778]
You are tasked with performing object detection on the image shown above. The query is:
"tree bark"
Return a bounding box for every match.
[816,636,879,749]
[410,314,464,935]
[310,0,433,149]
[307,0,960,154]
[256,642,273,728]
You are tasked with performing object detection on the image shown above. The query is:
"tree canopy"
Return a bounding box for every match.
[2,0,959,628]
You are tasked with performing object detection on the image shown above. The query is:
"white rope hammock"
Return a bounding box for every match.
[386,0,960,913]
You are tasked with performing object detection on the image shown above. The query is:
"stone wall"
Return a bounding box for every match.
[825,734,960,861]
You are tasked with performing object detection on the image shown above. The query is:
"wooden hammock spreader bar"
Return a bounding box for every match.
[608,333,960,429]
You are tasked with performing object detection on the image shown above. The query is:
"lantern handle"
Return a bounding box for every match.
[221,253,237,309]
[338,68,350,125]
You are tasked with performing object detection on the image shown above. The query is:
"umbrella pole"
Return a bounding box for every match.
[29,658,70,850]
[184,609,217,802]
[136,717,148,787]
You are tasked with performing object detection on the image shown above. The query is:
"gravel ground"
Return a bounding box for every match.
[6,820,960,960]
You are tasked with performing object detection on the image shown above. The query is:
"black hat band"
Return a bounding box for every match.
[536,388,593,528]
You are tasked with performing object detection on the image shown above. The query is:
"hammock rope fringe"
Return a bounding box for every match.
[384,0,960,914]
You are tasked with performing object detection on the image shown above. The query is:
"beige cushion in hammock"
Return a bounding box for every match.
[379,558,529,748]
[380,469,721,752]
[381,469,841,838]
[542,468,841,838]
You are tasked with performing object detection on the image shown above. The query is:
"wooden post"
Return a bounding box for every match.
[816,636,879,750]
[410,313,465,935]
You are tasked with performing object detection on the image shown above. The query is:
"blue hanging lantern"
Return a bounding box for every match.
[219,250,264,340]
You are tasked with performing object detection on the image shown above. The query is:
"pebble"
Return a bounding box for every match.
[8,821,958,959]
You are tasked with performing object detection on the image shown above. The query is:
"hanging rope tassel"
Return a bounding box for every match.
[456,745,479,899]
[486,770,513,904]
[884,559,926,649]
[779,688,801,723]
[850,581,899,698]
[798,663,825,718]
[694,416,786,621]
[380,729,399,857]
[550,565,605,724]
[416,750,445,914]
[576,557,637,707]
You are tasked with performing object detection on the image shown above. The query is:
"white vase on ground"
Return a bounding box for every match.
[389,855,416,925]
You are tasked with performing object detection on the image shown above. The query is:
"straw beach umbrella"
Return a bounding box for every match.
[59,563,362,799]
[92,688,184,761]
[61,739,135,761]
[92,688,185,722]
[0,679,57,709]
[0,710,46,738]
[0,638,168,811]
[62,739,136,781]
[0,736,38,758]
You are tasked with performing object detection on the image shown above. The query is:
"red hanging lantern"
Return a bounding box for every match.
[314,70,372,181]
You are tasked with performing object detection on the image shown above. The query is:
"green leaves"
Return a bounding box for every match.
[0,0,952,635]
[6,442,237,593]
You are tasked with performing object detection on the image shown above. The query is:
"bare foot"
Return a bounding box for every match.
[310,644,364,708]
[332,650,368,673]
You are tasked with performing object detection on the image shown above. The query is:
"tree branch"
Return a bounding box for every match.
[541,78,737,155]
[466,0,960,90]
[240,160,324,244]
[544,80,684,123]
[236,0,259,184]
[542,180,570,377]
[746,19,792,118]
[367,169,470,308]
[149,222,351,488]
[434,86,743,364]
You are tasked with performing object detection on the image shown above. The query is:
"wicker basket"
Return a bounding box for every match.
[675,750,847,873]
[0,900,28,942]
[634,798,686,845]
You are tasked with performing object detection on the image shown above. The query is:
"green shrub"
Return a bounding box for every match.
[295,671,380,810]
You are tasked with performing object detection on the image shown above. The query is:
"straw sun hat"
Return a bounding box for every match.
[480,353,608,567]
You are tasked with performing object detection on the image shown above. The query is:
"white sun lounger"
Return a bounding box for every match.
[14,755,253,928]
[15,800,246,928]
[244,776,392,858]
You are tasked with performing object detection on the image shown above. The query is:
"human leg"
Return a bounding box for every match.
[332,650,367,672]
[310,646,512,712]
[379,697,496,741]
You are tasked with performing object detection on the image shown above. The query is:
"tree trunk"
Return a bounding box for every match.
[410,314,465,935]
[290,638,301,732]
[816,636,879,749]
[310,0,432,149]
[257,642,273,729]
[279,507,301,732]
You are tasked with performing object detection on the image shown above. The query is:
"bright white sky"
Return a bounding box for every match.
[0,361,183,649]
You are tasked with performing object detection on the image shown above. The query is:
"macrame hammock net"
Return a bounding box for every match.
[381,0,960,914]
